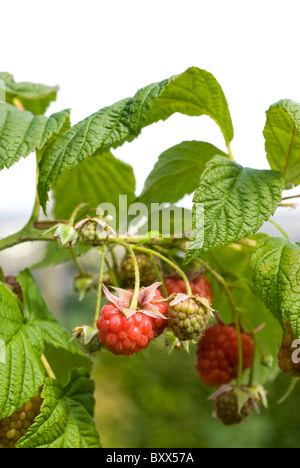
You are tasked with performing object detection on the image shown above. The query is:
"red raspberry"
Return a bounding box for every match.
[196,325,254,386]
[97,304,154,355]
[97,283,168,355]
[163,274,213,304]
[149,289,169,337]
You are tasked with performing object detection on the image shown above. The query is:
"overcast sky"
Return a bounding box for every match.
[0,0,299,236]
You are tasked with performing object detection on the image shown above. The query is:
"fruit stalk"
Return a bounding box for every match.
[93,246,106,327]
[134,245,192,296]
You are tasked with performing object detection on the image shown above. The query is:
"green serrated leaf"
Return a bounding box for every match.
[145,67,233,143]
[17,369,101,448]
[184,155,284,262]
[0,103,70,171]
[139,141,228,205]
[0,269,92,419]
[38,66,233,212]
[250,237,300,338]
[53,150,136,222]
[0,283,45,419]
[0,72,58,115]
[18,269,92,371]
[264,99,300,189]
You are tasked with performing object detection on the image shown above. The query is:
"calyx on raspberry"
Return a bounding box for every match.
[168,293,213,341]
[73,324,104,355]
[210,385,262,426]
[196,324,254,387]
[97,283,168,355]
[74,274,95,301]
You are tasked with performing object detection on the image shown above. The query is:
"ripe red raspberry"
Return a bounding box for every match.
[163,273,213,304]
[97,283,168,355]
[278,322,300,377]
[97,303,154,355]
[149,289,169,337]
[213,386,258,426]
[168,295,212,341]
[196,325,254,386]
[0,393,42,448]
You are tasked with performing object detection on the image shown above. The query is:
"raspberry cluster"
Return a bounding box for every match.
[196,325,254,386]
[0,394,42,448]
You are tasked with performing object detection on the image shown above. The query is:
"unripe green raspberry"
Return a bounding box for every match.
[120,253,160,287]
[168,296,212,341]
[78,221,104,246]
[0,393,43,448]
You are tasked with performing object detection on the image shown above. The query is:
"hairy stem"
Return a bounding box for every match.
[69,246,86,277]
[93,246,105,327]
[104,256,119,287]
[134,245,192,296]
[268,219,289,240]
[197,258,244,386]
[69,203,90,226]
[226,142,235,161]
[127,244,140,309]
[149,253,168,298]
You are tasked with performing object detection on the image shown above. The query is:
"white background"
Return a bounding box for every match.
[0,0,299,236]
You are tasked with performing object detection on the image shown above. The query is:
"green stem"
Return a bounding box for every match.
[104,257,119,287]
[134,245,192,296]
[282,194,300,201]
[226,142,235,161]
[12,97,25,111]
[69,203,90,226]
[279,203,298,208]
[150,254,168,298]
[0,225,55,252]
[197,258,244,386]
[110,248,120,282]
[41,353,56,379]
[268,219,289,240]
[277,378,298,404]
[69,246,85,277]
[127,244,140,309]
[248,334,257,387]
[234,315,244,387]
[93,246,105,327]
